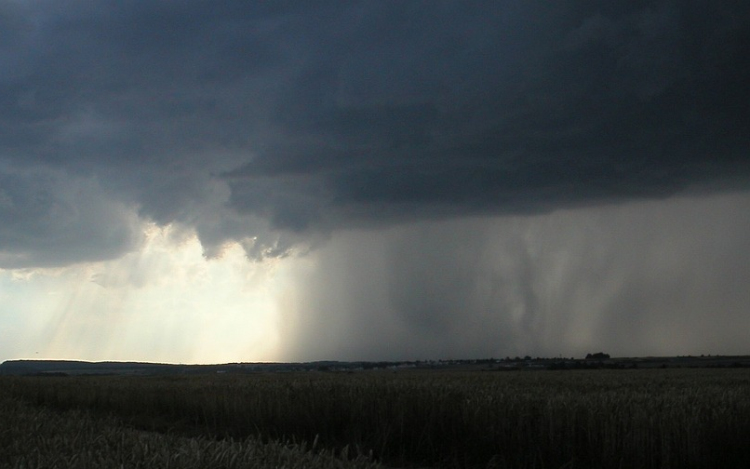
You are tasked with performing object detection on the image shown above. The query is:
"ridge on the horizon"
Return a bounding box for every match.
[2,355,749,377]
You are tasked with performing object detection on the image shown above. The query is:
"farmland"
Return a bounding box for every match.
[2,368,749,468]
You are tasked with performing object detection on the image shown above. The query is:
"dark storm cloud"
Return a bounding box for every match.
[225,0,750,230]
[0,1,749,265]
[0,167,141,268]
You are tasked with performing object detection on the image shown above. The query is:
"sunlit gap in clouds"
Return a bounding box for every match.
[0,223,286,364]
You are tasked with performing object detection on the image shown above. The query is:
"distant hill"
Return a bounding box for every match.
[2,355,748,376]
[0,360,188,376]
[0,359,354,376]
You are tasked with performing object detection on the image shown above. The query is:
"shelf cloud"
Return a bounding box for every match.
[2,1,748,264]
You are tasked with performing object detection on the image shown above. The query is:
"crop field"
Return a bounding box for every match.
[2,368,749,468]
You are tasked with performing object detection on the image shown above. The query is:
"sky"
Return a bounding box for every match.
[1,1,749,364]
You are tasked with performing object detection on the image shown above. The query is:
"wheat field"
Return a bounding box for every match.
[2,368,749,468]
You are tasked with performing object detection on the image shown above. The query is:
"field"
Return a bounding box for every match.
[2,368,749,468]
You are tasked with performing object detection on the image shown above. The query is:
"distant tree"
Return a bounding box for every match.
[585,352,610,360]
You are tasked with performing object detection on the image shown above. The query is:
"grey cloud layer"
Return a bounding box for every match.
[0,167,141,268]
[1,1,749,265]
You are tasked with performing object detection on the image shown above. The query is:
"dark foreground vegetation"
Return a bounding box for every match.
[2,368,750,468]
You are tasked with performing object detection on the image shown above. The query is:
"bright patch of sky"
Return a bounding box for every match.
[0,224,284,364]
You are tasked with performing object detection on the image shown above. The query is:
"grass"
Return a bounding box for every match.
[2,368,750,468]
[0,391,382,469]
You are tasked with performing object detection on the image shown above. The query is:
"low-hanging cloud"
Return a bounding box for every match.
[0,1,748,265]
[0,166,141,268]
